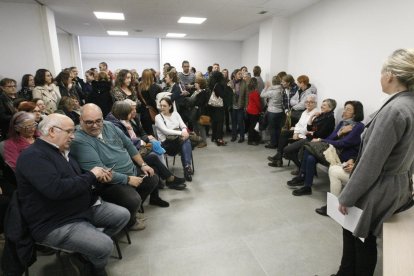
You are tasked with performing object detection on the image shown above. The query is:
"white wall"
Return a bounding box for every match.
[287,0,414,117]
[241,33,259,75]
[160,39,242,74]
[58,33,82,71]
[79,36,159,75]
[0,2,60,83]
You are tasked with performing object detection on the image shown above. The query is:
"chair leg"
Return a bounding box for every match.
[124,229,131,244]
[191,151,195,173]
[113,238,122,259]
[165,155,169,168]
[173,155,176,166]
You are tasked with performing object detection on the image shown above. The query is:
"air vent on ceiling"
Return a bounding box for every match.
[258,11,268,15]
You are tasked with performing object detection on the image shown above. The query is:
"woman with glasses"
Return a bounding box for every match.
[4,111,39,171]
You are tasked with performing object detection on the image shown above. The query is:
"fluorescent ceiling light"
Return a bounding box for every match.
[107,31,128,36]
[166,33,186,38]
[94,12,125,20]
[178,17,206,24]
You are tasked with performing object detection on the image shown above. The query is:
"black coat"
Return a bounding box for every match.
[0,93,16,140]
[87,80,113,117]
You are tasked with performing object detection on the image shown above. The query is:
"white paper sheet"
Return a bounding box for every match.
[327,192,364,241]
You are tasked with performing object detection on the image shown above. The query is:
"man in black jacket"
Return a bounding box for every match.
[0,78,18,140]
[16,113,130,276]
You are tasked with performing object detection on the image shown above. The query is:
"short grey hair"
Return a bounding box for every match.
[123,99,136,106]
[306,94,317,103]
[38,114,63,136]
[382,49,414,91]
[322,98,337,111]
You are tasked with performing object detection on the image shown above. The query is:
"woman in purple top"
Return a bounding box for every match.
[287,101,364,196]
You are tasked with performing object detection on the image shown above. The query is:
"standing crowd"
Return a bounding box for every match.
[1,48,414,276]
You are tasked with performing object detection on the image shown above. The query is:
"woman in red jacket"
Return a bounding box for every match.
[246,78,262,145]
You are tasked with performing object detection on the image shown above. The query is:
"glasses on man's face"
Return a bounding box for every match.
[305,101,315,104]
[82,118,103,127]
[53,126,75,135]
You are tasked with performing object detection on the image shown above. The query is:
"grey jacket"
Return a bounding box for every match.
[260,85,284,113]
[290,84,317,111]
[339,92,414,238]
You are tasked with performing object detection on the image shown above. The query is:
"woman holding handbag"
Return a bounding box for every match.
[208,71,227,146]
[189,77,209,148]
[138,69,161,135]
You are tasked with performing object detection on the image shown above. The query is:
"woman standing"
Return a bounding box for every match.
[138,69,161,135]
[17,74,35,100]
[111,69,138,102]
[87,71,113,117]
[333,49,414,275]
[246,78,261,145]
[32,69,61,114]
[208,71,226,146]
[229,69,248,143]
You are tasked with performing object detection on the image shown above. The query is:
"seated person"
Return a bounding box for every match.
[17,101,43,123]
[269,96,336,169]
[70,104,169,224]
[289,75,317,126]
[15,113,129,276]
[154,97,194,181]
[287,101,364,196]
[55,96,80,125]
[105,101,186,190]
[315,158,355,216]
[4,112,39,171]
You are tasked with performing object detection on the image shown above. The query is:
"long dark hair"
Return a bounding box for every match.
[34,69,52,86]
[208,71,224,91]
[345,100,364,122]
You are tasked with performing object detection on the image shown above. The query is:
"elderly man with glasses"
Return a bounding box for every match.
[70,104,169,231]
[11,113,130,276]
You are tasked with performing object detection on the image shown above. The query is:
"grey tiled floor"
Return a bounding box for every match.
[26,138,383,275]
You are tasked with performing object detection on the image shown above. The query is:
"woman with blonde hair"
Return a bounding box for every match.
[332,49,414,275]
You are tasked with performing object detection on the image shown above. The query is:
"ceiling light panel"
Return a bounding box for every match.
[178,17,206,24]
[94,12,125,20]
[107,31,128,36]
[166,33,187,38]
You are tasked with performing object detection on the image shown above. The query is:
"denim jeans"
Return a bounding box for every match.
[41,200,130,269]
[180,139,192,168]
[231,108,245,140]
[299,149,317,187]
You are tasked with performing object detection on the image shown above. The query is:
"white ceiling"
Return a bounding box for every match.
[4,0,321,41]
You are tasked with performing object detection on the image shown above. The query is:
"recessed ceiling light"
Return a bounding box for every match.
[94,12,125,20]
[107,31,128,36]
[166,33,187,38]
[178,17,206,24]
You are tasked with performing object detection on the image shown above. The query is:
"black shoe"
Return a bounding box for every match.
[290,169,300,176]
[265,144,277,149]
[149,197,170,207]
[292,186,312,196]
[166,177,187,190]
[287,176,304,187]
[184,166,193,182]
[268,160,283,167]
[238,138,245,143]
[315,205,328,216]
[267,153,281,162]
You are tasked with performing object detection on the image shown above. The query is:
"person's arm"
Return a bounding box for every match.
[70,134,128,185]
[17,150,96,200]
[154,115,182,136]
[313,116,336,138]
[322,123,364,149]
[170,84,182,102]
[4,140,19,171]
[339,112,404,207]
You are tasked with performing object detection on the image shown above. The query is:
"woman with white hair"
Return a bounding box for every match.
[332,49,414,276]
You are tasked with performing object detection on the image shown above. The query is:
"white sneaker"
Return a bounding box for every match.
[129,220,146,231]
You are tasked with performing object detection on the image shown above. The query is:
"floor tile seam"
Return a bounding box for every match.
[240,236,271,276]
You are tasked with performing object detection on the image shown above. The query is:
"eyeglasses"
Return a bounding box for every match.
[4,85,16,88]
[32,109,41,113]
[22,123,38,130]
[82,118,103,127]
[305,101,316,104]
[53,126,75,135]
